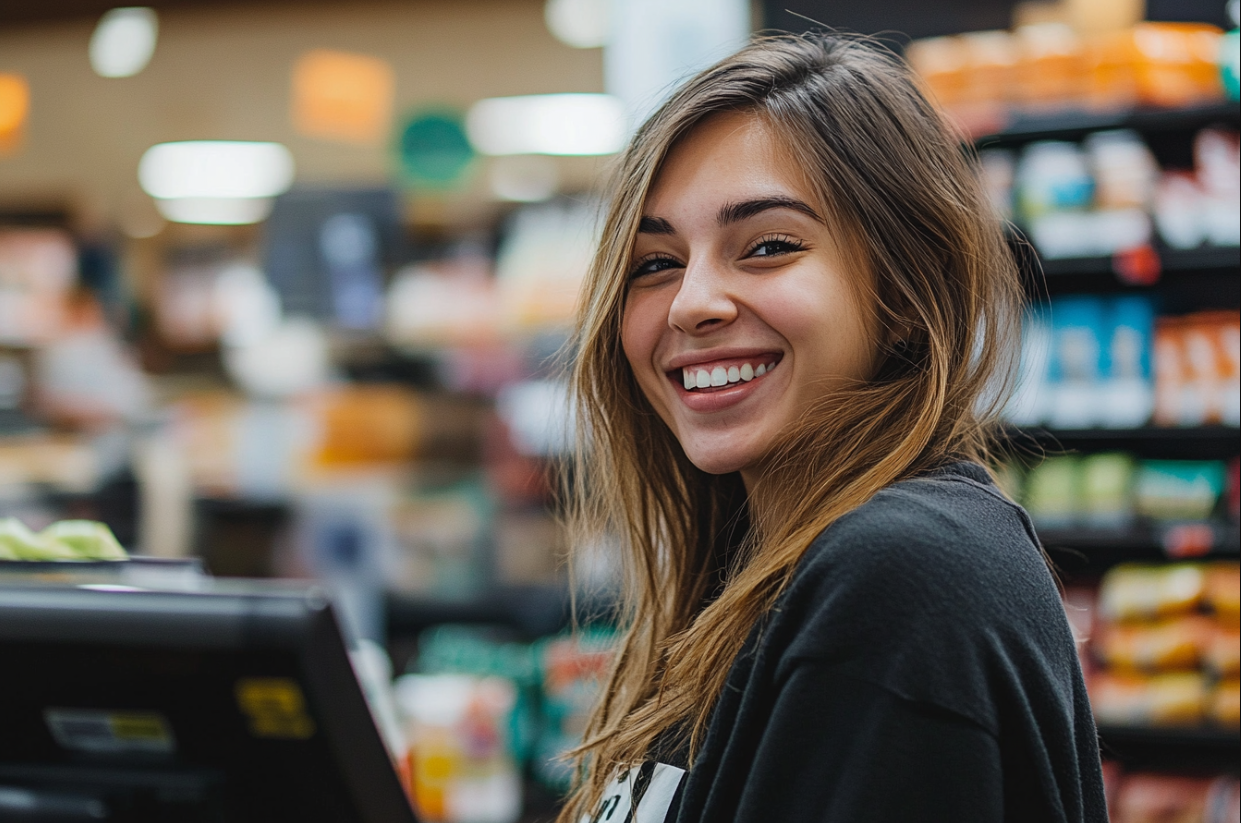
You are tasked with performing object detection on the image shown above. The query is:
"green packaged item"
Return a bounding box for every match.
[1023,456,1081,528]
[1080,452,1136,529]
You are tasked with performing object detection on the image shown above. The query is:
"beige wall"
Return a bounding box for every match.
[0,0,607,230]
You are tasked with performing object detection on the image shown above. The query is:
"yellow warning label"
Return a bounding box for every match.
[234,678,316,740]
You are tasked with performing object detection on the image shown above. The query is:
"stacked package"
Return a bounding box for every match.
[979,127,1240,260]
[1007,298,1239,430]
[1084,562,1240,729]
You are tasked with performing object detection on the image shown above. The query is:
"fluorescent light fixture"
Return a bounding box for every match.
[544,0,609,49]
[139,141,294,199]
[153,196,275,225]
[466,94,625,156]
[90,7,159,78]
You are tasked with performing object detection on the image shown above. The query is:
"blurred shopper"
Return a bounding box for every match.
[560,33,1106,823]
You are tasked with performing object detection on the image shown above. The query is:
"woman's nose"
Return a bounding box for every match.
[667,258,737,334]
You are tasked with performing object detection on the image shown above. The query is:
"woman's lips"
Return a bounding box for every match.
[666,354,782,411]
[666,354,781,393]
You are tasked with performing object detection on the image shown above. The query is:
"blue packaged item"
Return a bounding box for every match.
[1048,296,1106,429]
[1100,296,1156,429]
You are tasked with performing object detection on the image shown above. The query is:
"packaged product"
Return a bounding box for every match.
[905,36,968,108]
[1127,23,1227,107]
[1099,563,1206,622]
[1112,772,1236,823]
[394,673,521,823]
[1090,670,1207,725]
[1205,563,1241,625]
[1100,297,1155,428]
[1014,23,1085,106]
[1094,615,1211,671]
[1153,317,1191,425]
[1047,297,1105,428]
[1204,625,1241,677]
[1023,456,1081,527]
[959,30,1018,106]
[1210,677,1240,727]
[1194,128,1241,246]
[1080,452,1136,528]
[1134,461,1225,522]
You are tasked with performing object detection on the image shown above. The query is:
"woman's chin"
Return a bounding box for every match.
[683,448,755,477]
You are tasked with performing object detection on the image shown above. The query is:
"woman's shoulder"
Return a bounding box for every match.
[801,461,1046,596]
[773,461,1067,669]
[766,462,1078,730]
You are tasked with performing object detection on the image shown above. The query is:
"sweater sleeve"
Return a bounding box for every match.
[733,661,1005,823]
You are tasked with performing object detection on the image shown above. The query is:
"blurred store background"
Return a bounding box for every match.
[0,0,1236,820]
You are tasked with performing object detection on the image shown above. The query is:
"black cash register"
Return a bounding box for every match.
[0,580,418,822]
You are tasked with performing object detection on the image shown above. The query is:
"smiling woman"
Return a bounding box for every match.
[560,32,1108,823]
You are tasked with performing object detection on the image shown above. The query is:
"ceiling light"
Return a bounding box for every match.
[139,141,294,199]
[90,7,158,78]
[544,0,609,49]
[466,94,625,156]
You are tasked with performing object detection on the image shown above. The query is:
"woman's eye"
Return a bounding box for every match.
[629,255,681,278]
[747,236,804,258]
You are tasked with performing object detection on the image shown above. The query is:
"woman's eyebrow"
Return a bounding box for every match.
[638,216,676,235]
[717,196,822,226]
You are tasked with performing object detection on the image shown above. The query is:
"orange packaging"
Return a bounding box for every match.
[1014,23,1086,106]
[1095,615,1212,671]
[1205,625,1241,677]
[1153,317,1189,427]
[906,36,970,107]
[308,385,423,468]
[1211,678,1241,727]
[1206,562,1241,626]
[1130,23,1226,108]
[1083,30,1142,110]
[1089,670,1207,726]
[1099,563,1206,622]
[960,31,1019,106]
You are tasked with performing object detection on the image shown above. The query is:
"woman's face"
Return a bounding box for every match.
[621,111,878,488]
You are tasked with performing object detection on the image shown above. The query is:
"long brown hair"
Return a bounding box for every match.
[559,32,1022,820]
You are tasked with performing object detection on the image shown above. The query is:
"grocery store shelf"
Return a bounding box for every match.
[1040,522,1239,575]
[1037,245,1240,278]
[976,102,1241,147]
[1097,724,1241,771]
[1004,425,1241,460]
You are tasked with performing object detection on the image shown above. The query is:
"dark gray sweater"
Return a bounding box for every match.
[586,462,1108,823]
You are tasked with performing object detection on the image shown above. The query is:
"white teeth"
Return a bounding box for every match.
[680,360,776,390]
